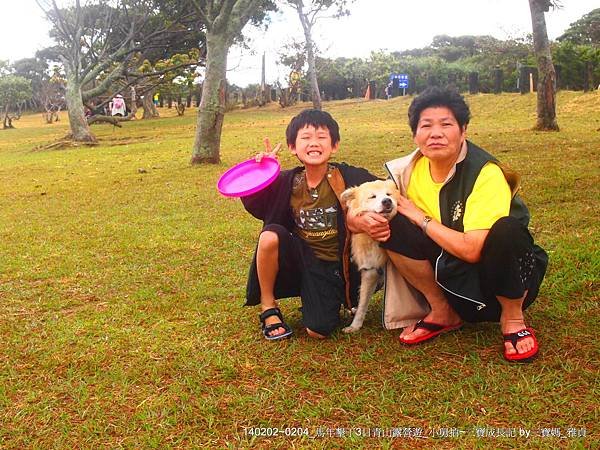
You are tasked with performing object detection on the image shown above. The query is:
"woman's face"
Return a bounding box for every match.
[413,106,466,164]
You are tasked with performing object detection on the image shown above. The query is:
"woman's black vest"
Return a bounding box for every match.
[435,142,530,309]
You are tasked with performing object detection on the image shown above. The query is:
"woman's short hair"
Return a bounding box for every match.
[286,109,341,147]
[408,87,471,135]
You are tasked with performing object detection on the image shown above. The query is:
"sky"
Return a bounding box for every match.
[1,0,597,87]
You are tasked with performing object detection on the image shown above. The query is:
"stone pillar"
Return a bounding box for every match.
[584,61,593,92]
[519,66,529,94]
[493,66,503,94]
[468,72,479,94]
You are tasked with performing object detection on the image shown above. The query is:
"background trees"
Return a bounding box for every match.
[36,0,198,142]
[0,75,32,129]
[556,8,600,91]
[9,3,598,159]
[11,55,66,123]
[528,0,559,131]
[557,8,600,45]
[189,0,276,165]
[284,0,353,110]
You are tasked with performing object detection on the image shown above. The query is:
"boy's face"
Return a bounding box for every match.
[289,125,338,168]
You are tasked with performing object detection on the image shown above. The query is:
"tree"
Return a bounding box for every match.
[528,0,559,130]
[12,56,66,122]
[131,49,201,119]
[284,0,352,110]
[124,2,204,120]
[277,39,308,106]
[0,75,32,129]
[37,0,196,142]
[557,8,600,45]
[553,41,600,90]
[37,1,130,141]
[189,0,276,165]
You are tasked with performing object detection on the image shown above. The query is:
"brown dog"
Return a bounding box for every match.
[341,179,399,332]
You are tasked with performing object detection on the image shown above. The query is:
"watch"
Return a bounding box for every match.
[421,216,432,234]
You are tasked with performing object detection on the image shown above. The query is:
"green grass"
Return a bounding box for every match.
[0,92,598,448]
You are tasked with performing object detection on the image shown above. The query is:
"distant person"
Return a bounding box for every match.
[385,82,393,100]
[153,93,159,107]
[111,94,126,117]
[352,87,548,362]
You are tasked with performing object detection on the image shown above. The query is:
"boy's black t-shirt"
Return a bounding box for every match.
[290,167,339,261]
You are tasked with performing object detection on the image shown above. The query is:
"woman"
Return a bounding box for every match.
[351,87,548,362]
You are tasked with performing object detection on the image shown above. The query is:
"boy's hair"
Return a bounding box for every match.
[286,109,341,147]
[408,87,471,135]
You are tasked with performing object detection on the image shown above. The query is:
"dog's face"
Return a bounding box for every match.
[341,179,399,219]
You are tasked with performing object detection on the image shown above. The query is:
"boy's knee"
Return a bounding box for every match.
[303,316,339,338]
[306,328,327,339]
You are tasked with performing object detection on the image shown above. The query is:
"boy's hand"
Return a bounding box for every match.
[360,212,391,241]
[255,138,282,162]
[347,211,390,242]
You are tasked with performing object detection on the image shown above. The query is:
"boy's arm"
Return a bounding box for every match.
[240,178,278,220]
[240,138,283,220]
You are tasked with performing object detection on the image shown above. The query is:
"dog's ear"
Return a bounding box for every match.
[385,179,401,201]
[384,179,398,191]
[340,187,357,206]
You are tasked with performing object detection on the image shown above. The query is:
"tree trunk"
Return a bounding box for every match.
[297,5,322,110]
[528,0,559,131]
[191,32,228,164]
[130,87,138,118]
[142,91,160,119]
[65,72,97,142]
[3,106,14,129]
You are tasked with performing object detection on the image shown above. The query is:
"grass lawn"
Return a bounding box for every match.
[0,92,598,448]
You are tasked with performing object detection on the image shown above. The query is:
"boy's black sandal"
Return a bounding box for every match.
[259,307,293,341]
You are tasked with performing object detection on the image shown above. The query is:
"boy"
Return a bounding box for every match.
[242,109,378,340]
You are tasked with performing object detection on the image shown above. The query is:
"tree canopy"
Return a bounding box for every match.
[558,8,600,45]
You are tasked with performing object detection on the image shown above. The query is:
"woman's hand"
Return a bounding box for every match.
[397,195,489,263]
[255,137,282,162]
[397,195,427,227]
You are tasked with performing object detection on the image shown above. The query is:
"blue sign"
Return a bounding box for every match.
[390,73,409,88]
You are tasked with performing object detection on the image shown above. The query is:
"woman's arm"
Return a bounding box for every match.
[397,195,488,263]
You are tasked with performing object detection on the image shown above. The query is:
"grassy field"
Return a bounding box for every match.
[0,92,598,448]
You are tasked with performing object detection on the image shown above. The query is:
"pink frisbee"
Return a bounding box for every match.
[217,156,281,197]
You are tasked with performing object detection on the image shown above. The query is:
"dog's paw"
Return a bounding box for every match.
[343,325,360,333]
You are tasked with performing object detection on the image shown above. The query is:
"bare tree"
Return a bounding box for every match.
[189,0,275,164]
[36,1,132,141]
[0,75,32,129]
[40,73,66,124]
[528,0,560,130]
[285,0,353,110]
[36,0,196,142]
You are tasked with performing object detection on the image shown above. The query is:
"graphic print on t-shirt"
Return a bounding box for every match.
[290,170,339,261]
[296,206,337,230]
